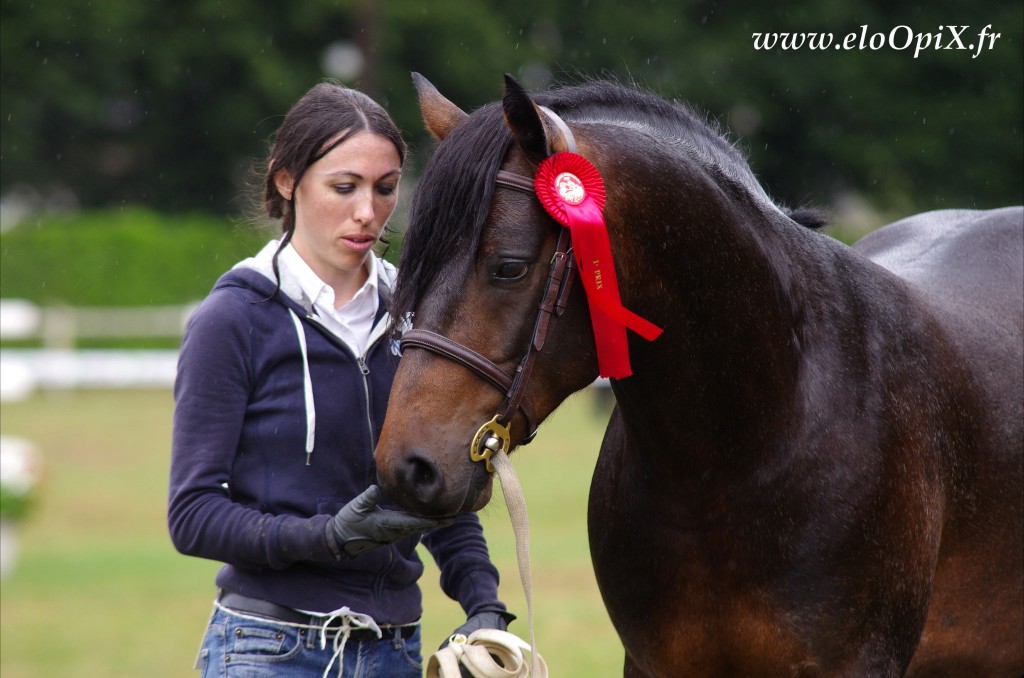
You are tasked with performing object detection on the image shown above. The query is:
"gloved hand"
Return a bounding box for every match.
[440,608,517,649]
[439,609,518,677]
[326,485,450,558]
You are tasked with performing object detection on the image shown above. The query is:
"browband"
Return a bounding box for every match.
[495,170,535,195]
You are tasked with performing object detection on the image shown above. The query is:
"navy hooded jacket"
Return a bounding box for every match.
[168,243,505,623]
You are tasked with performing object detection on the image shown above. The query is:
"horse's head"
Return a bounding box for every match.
[374,75,603,516]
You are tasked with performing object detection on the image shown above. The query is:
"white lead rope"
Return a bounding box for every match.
[492,449,544,676]
[427,449,547,677]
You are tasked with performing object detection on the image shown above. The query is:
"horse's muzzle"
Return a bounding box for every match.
[377,447,493,517]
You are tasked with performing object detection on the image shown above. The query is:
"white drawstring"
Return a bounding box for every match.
[316,606,382,678]
[288,309,316,465]
[215,601,407,677]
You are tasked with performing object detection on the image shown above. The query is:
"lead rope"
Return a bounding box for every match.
[426,449,547,678]
[492,449,544,676]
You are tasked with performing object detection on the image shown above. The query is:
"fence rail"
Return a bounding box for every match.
[1,299,194,399]
[0,300,609,400]
[0,299,197,347]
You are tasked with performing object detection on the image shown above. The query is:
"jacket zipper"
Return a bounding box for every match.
[302,311,402,603]
[303,314,384,456]
[356,354,376,452]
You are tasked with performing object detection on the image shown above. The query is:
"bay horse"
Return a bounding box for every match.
[374,74,1024,676]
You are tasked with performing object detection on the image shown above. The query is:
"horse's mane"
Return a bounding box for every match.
[392,79,825,322]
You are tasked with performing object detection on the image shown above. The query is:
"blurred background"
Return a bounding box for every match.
[1,1,1021,676]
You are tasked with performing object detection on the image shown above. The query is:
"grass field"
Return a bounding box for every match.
[0,386,623,677]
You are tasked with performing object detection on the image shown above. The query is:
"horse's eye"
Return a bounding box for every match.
[493,261,530,282]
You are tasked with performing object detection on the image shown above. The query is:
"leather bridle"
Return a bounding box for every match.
[399,169,577,472]
[400,106,582,472]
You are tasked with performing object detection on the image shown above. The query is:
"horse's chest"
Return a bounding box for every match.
[591,532,812,676]
[589,454,815,674]
[591,518,793,670]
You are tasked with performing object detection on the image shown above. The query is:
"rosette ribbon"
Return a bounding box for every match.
[534,151,662,378]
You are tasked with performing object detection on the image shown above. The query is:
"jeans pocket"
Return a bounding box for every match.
[394,630,424,672]
[228,622,301,659]
[231,625,288,655]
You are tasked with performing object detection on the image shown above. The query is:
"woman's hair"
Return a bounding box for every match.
[260,81,407,281]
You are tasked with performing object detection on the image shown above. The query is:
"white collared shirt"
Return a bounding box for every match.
[277,244,379,357]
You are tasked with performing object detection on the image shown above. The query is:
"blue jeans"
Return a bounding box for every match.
[196,606,423,677]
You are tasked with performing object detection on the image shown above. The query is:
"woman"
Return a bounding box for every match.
[168,82,513,677]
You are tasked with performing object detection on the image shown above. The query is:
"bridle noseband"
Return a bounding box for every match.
[399,109,579,472]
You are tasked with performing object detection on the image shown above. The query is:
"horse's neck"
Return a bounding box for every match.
[611,205,812,468]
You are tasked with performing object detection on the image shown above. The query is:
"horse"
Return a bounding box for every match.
[374,73,1024,677]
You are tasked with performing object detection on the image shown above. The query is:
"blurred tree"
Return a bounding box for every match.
[1,0,351,213]
[1,0,1020,220]
[465,0,1023,214]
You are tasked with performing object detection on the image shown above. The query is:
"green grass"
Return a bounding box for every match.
[0,388,623,677]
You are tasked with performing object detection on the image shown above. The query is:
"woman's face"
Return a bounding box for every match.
[276,130,401,300]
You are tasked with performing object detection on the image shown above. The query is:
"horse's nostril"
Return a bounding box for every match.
[409,455,436,485]
[397,453,444,507]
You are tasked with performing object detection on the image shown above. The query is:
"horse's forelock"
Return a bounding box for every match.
[392,102,513,323]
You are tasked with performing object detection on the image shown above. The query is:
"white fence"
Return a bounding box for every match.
[0,299,194,399]
[0,299,611,401]
[0,299,197,347]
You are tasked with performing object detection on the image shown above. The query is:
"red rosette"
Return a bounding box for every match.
[534,152,606,226]
[530,151,662,379]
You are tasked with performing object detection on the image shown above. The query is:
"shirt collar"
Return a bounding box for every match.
[278,243,379,313]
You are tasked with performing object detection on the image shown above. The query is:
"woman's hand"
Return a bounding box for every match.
[326,485,451,557]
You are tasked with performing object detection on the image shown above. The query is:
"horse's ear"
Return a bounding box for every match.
[413,72,467,141]
[502,74,571,164]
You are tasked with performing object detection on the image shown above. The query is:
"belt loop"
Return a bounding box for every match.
[304,626,316,649]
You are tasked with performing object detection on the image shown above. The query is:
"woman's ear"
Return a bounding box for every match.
[273,169,294,201]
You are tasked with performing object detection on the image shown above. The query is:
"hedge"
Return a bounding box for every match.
[0,207,273,307]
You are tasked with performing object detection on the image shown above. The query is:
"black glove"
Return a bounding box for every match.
[326,485,450,558]
[440,609,518,677]
[440,608,517,649]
